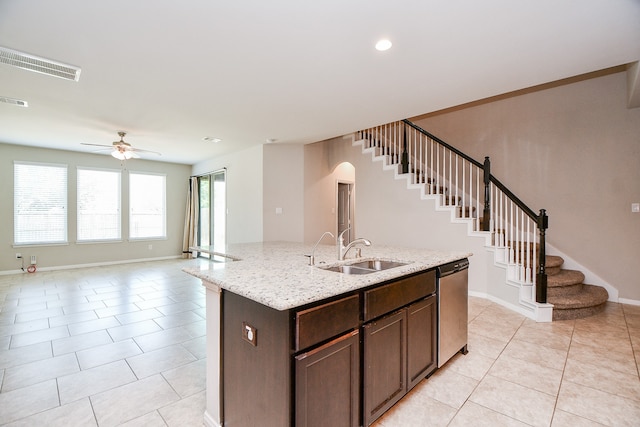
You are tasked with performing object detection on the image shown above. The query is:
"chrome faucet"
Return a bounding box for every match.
[338,228,371,260]
[305,231,334,266]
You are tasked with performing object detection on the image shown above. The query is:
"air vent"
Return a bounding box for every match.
[0,96,28,107]
[0,46,81,82]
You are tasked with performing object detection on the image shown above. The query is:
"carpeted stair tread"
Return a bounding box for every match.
[549,285,609,320]
[547,269,585,288]
[546,255,563,269]
[545,255,563,275]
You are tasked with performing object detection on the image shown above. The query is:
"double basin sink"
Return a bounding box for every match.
[320,259,408,275]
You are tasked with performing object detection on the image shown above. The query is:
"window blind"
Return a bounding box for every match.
[14,161,68,245]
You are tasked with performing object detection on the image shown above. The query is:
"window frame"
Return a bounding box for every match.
[128,171,167,241]
[76,166,122,243]
[13,161,68,246]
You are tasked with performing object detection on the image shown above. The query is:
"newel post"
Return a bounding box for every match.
[401,125,409,174]
[482,157,491,231]
[536,209,549,304]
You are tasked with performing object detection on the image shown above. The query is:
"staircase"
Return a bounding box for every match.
[354,120,609,321]
[546,255,609,320]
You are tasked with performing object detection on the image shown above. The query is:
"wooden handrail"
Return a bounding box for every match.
[359,120,549,304]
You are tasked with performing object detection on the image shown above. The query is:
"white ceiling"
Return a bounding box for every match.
[0,0,638,165]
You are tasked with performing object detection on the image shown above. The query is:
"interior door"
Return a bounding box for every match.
[337,182,352,243]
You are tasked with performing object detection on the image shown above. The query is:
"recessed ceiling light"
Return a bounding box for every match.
[203,136,221,143]
[375,39,392,51]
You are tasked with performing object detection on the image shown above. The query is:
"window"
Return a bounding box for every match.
[129,172,166,239]
[77,168,121,242]
[14,161,68,245]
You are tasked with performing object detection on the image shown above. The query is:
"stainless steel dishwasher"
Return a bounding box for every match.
[437,258,469,367]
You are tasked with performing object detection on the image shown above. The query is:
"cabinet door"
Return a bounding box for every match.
[295,330,360,427]
[406,295,437,390]
[363,309,406,426]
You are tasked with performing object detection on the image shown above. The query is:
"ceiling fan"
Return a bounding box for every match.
[81,131,161,160]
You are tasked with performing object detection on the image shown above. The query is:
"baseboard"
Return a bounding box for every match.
[203,410,221,427]
[469,290,553,322]
[0,255,182,276]
[0,268,25,276]
[619,297,640,306]
[469,290,532,316]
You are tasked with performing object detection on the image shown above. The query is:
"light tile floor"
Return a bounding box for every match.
[0,259,208,426]
[374,297,640,427]
[1,259,640,426]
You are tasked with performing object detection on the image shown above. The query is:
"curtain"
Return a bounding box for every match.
[182,177,199,259]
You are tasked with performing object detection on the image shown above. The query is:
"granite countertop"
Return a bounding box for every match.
[183,241,471,311]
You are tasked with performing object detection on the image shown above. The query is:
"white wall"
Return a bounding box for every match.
[263,144,304,242]
[412,70,640,300]
[0,143,191,272]
[192,144,264,244]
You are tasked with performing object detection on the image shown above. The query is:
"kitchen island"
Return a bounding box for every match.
[184,242,471,427]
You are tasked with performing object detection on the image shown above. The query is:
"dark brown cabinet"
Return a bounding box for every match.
[295,330,360,427]
[362,270,437,426]
[221,269,437,427]
[407,295,437,390]
[363,309,407,426]
[363,297,437,426]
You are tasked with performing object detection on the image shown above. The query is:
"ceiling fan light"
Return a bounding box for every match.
[111,150,126,160]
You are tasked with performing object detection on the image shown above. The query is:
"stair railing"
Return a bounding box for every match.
[357,119,548,304]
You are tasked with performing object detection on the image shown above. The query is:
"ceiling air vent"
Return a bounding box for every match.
[0,96,28,107]
[0,46,81,82]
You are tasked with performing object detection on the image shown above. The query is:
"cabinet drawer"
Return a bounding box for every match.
[295,294,360,351]
[364,270,435,322]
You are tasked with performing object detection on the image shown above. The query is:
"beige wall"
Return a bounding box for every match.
[263,144,304,242]
[303,136,512,308]
[412,70,640,301]
[303,138,357,243]
[302,70,639,303]
[192,144,264,244]
[0,143,191,272]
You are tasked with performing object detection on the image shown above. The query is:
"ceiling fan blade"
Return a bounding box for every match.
[81,133,162,158]
[130,148,161,156]
[81,142,114,148]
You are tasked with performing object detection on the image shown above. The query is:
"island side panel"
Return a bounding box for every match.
[222,290,292,426]
[204,284,222,427]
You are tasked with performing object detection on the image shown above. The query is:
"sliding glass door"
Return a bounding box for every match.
[197,169,226,257]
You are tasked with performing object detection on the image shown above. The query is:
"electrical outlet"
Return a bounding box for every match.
[30,255,37,265]
[15,253,21,259]
[242,322,257,346]
[632,203,640,213]
[148,244,153,250]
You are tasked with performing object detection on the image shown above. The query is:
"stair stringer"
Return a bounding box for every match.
[354,137,553,322]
